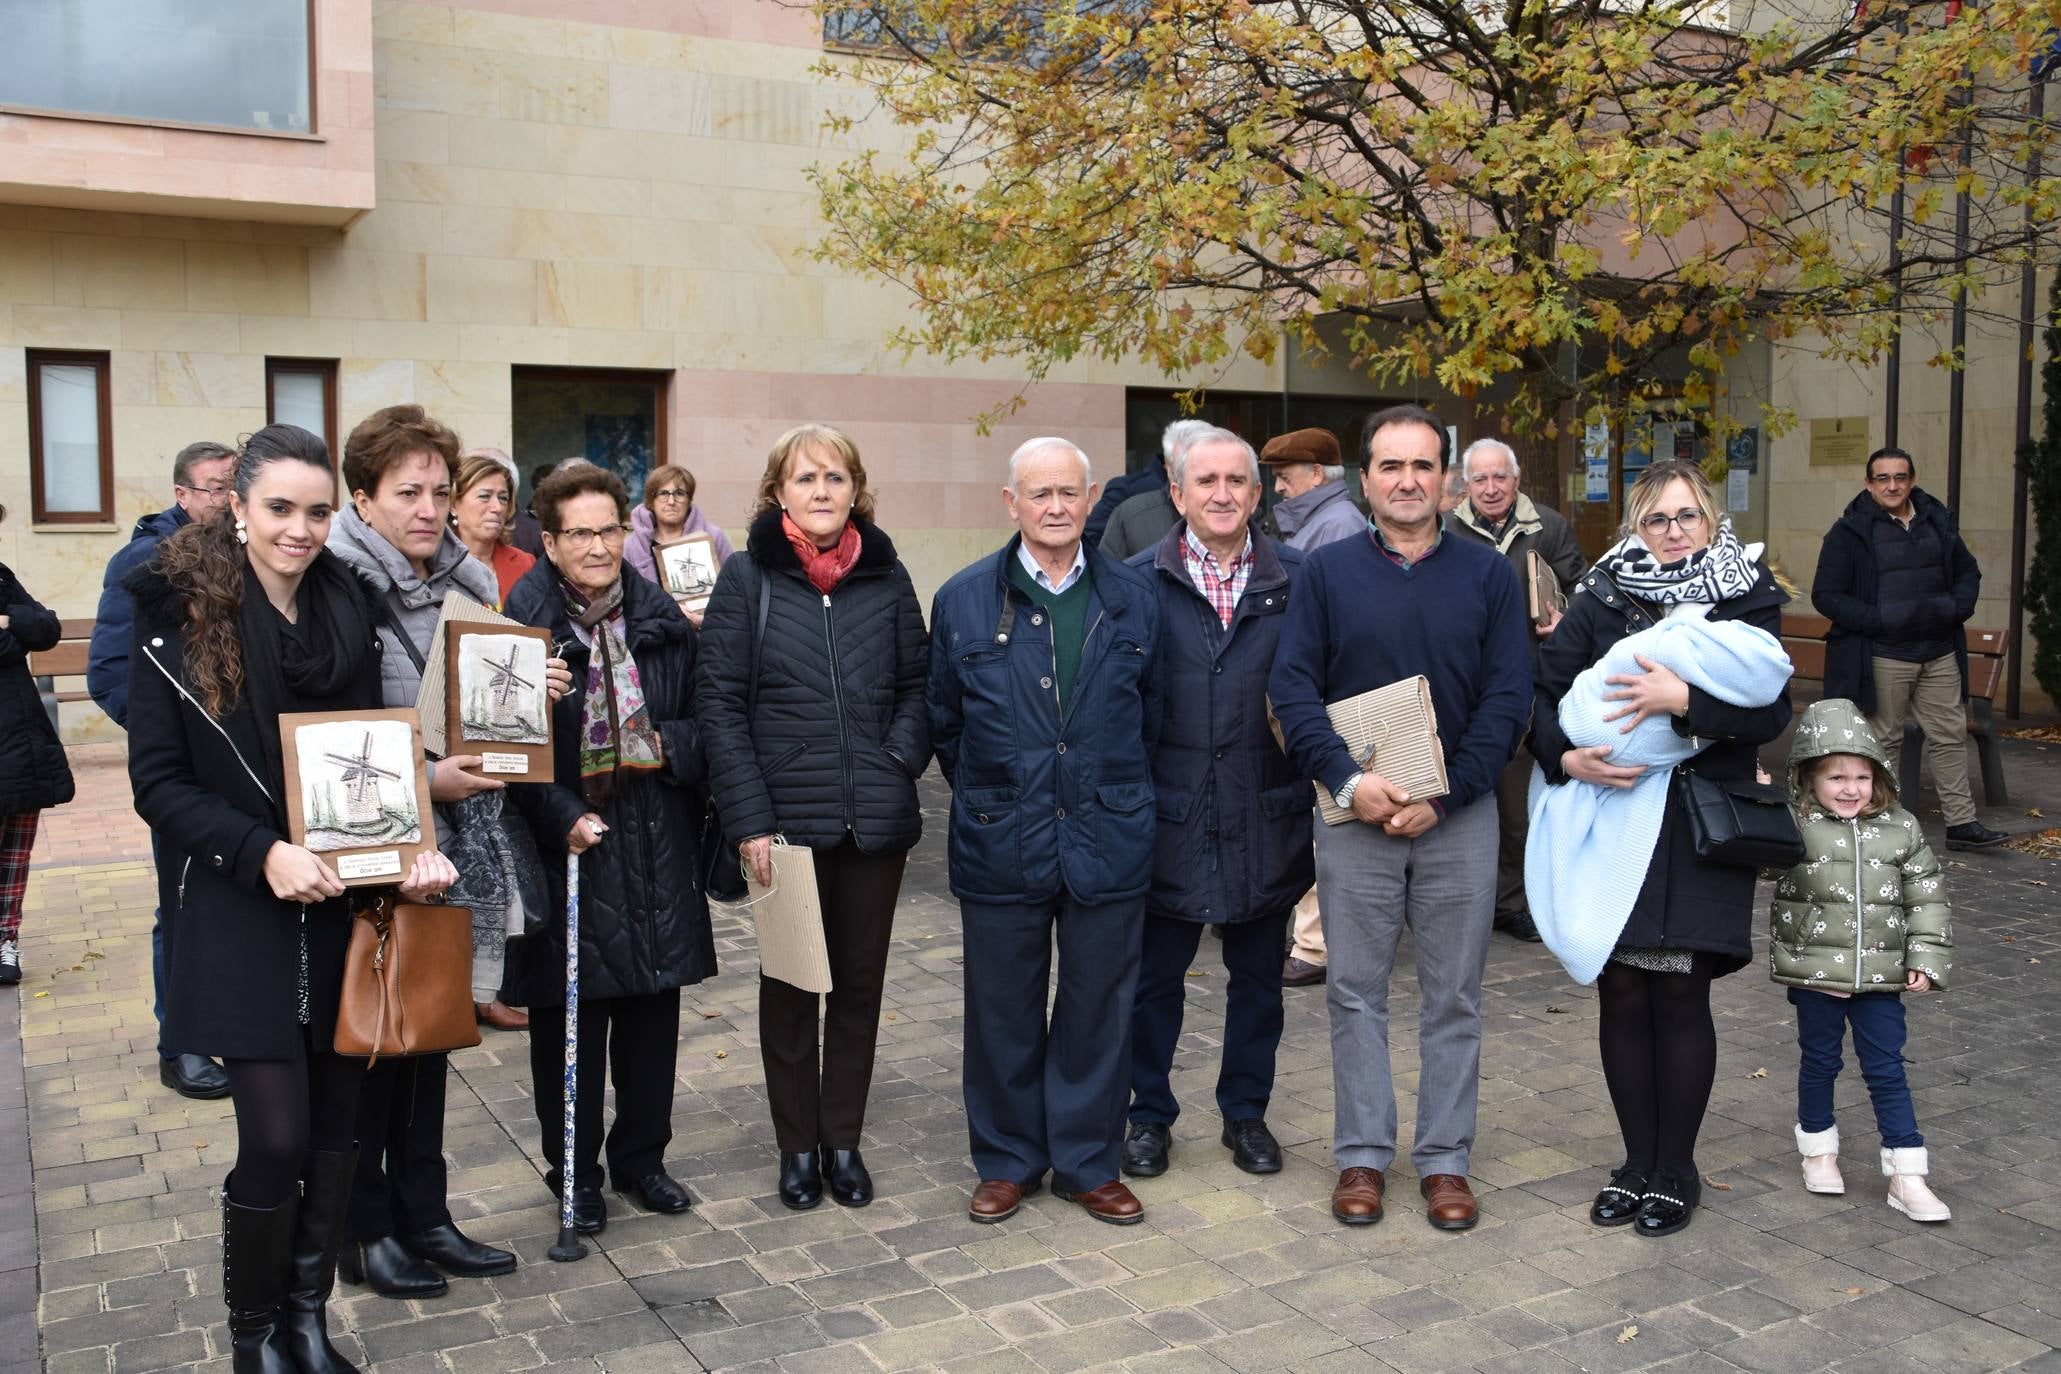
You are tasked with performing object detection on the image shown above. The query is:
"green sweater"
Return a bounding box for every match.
[1007,556,1093,712]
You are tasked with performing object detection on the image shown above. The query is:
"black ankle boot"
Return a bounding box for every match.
[778,1151,823,1211]
[284,1148,360,1374]
[338,1235,447,1298]
[222,1179,298,1374]
[819,1147,873,1208]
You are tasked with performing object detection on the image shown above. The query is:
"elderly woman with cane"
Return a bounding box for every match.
[507,462,714,1235]
[1527,459,1793,1240]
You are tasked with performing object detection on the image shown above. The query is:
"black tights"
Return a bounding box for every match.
[1596,960,1718,1177]
[223,1031,366,1209]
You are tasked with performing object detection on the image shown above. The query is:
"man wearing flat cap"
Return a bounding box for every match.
[1261,427,1363,987]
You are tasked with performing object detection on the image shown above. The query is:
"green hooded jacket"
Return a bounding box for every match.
[1770,698,1952,992]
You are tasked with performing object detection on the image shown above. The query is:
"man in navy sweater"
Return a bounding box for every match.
[1268,404,1532,1232]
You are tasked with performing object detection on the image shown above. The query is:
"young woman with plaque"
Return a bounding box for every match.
[126,424,457,1374]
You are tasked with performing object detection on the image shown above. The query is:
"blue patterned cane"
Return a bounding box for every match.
[547,849,587,1262]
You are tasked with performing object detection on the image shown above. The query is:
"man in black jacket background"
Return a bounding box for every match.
[1811,446,2005,851]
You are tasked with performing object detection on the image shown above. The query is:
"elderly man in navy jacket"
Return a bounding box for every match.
[1269,404,1531,1233]
[929,436,1163,1227]
[1119,428,1311,1182]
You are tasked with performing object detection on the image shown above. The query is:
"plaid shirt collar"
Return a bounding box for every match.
[1180,524,1255,628]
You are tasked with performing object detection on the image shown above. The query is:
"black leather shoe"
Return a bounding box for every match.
[778,1151,823,1211]
[160,1053,231,1100]
[1945,821,2008,851]
[1493,911,1544,943]
[819,1149,873,1208]
[617,1172,692,1215]
[1635,1171,1700,1238]
[1120,1122,1170,1178]
[1590,1166,1648,1227]
[338,1235,447,1298]
[1221,1118,1283,1174]
[401,1223,517,1277]
[571,1187,608,1235]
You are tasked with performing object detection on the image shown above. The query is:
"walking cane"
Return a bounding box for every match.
[548,848,587,1262]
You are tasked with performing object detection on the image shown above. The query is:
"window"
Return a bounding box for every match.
[27,350,114,525]
[0,0,312,134]
[267,358,338,457]
[511,367,670,506]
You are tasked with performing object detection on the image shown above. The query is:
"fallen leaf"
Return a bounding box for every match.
[82,951,104,961]
[1702,1175,1734,1191]
[1185,970,1206,978]
[714,1050,728,1059]
[2003,934,2018,942]
[701,1010,720,1019]
[1545,1005,1568,1014]
[2030,958,2043,965]
[69,964,82,972]
[32,991,48,999]
[2024,880,2048,888]
[1617,1325,1639,1344]
[1842,1286,1865,1295]
[1749,1067,1769,1079]
[884,1013,897,1021]
[2027,807,2044,818]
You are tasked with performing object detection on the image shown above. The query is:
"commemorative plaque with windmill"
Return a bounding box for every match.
[444,624,556,780]
[279,709,440,886]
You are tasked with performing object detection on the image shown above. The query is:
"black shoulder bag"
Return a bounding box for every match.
[1676,770,1806,870]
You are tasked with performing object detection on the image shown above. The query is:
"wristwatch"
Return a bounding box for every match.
[1334,773,1362,810]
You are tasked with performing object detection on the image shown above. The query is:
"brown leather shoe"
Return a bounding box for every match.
[968,1178,1037,1223]
[1054,1180,1144,1225]
[1331,1167,1385,1225]
[1282,956,1327,987]
[475,999,529,1031]
[1420,1173,1479,1230]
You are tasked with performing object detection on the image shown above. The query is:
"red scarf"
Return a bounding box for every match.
[783,513,863,594]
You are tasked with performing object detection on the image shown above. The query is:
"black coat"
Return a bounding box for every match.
[0,562,75,816]
[505,562,715,1007]
[696,510,930,854]
[124,557,383,1059]
[1130,528,1312,924]
[1811,488,1979,713]
[1529,562,1792,974]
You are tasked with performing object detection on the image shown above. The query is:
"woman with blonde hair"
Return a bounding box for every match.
[1529,458,1792,1239]
[695,423,930,1210]
[449,452,535,608]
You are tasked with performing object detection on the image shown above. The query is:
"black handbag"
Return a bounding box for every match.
[1676,769,1806,869]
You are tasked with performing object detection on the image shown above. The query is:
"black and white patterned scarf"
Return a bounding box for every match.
[1594,518,1762,607]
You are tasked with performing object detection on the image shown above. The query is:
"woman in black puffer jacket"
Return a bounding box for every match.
[505,463,713,1237]
[0,515,77,985]
[695,422,930,1212]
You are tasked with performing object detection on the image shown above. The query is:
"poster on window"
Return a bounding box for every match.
[585,414,653,500]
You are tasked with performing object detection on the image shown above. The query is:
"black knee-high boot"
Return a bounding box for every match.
[284,1147,360,1374]
[222,1180,298,1374]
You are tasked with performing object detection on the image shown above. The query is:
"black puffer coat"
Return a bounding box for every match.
[0,562,75,816]
[125,557,383,1058]
[696,509,930,854]
[505,562,715,1007]
[1530,561,1792,975]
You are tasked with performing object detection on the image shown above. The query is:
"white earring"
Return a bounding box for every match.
[235,517,248,545]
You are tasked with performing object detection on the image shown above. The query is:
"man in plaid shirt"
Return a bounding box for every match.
[1119,428,1312,1181]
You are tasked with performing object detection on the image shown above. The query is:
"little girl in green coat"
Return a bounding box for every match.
[1770,698,1953,1222]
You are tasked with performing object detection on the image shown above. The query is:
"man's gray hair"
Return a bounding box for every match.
[173,440,235,488]
[1318,463,1345,482]
[1161,418,1215,467]
[1460,437,1519,480]
[1007,436,1093,489]
[1170,426,1261,488]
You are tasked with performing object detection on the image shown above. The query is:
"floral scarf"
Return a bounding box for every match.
[783,512,863,594]
[563,577,663,806]
[1594,517,1763,608]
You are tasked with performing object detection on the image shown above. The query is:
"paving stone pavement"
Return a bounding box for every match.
[6,736,2060,1374]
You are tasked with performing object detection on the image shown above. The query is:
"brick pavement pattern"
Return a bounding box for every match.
[6,739,2060,1373]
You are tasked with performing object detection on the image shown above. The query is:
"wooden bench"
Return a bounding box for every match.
[1780,612,2010,807]
[28,619,97,733]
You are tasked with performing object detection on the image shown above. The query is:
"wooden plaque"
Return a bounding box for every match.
[280,709,439,889]
[443,624,556,782]
[654,533,720,611]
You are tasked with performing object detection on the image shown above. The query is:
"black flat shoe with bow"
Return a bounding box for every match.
[1635,1171,1700,1238]
[1590,1166,1648,1227]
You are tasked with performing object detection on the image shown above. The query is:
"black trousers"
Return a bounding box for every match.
[528,988,680,1191]
[346,1054,453,1242]
[759,840,906,1152]
[1128,909,1289,1127]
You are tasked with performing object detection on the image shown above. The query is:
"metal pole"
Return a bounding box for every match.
[548,850,587,1263]
[1885,179,1905,450]
[1946,107,1973,512]
[2007,76,2046,718]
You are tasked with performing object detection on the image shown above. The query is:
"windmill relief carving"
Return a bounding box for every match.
[457,633,549,746]
[296,720,423,853]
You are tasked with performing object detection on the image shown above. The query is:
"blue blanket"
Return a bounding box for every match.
[1526,615,1793,985]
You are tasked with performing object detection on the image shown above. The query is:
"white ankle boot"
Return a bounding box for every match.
[1796,1124,1844,1194]
[1882,1147,1951,1221]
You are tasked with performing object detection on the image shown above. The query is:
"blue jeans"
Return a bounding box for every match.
[1789,988,1922,1148]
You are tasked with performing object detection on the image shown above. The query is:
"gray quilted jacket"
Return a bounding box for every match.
[1769,698,1952,991]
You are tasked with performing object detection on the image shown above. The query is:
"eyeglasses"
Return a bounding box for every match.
[551,524,629,549]
[650,487,689,500]
[177,483,233,498]
[1638,508,1706,536]
[1867,472,1912,487]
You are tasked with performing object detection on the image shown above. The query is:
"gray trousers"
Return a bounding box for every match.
[1868,653,1976,826]
[1316,795,1496,1176]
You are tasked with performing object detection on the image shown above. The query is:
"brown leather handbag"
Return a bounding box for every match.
[333,895,482,1063]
